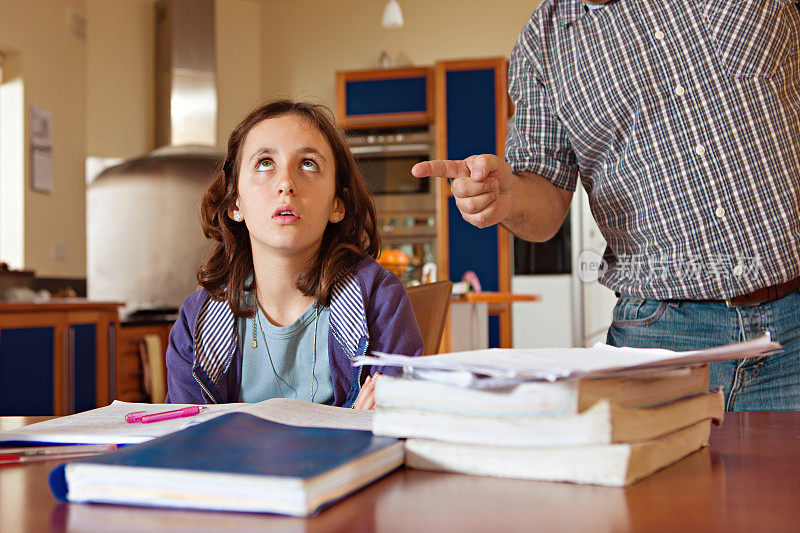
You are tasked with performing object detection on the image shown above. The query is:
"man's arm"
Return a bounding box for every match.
[504,170,573,242]
[411,154,573,243]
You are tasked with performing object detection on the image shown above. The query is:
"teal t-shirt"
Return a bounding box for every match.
[237,302,333,404]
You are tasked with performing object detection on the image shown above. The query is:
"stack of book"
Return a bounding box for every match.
[360,335,778,487]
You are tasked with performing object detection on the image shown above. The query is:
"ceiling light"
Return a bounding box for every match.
[382,0,404,29]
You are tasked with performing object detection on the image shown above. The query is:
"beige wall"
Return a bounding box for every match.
[0,0,87,278]
[260,0,539,112]
[0,0,262,279]
[1,0,537,278]
[86,0,262,156]
[216,0,263,148]
[86,0,155,159]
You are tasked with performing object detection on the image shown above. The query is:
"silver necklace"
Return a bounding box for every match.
[251,300,321,402]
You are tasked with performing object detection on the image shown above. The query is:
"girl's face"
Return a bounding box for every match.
[232,114,345,261]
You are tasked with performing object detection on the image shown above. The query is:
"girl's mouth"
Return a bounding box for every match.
[273,206,300,224]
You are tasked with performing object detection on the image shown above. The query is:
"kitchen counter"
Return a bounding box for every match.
[0,300,123,312]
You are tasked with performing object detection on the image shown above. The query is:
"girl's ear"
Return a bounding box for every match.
[330,196,345,223]
[228,200,242,222]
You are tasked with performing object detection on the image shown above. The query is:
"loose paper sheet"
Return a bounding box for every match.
[357,335,780,384]
[0,398,372,445]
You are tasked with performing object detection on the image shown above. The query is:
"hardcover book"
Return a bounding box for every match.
[373,388,723,447]
[50,413,403,517]
[404,419,712,487]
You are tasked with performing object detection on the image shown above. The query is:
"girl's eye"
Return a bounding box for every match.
[301,159,320,172]
[256,159,275,171]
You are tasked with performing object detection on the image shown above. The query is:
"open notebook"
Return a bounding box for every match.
[0,398,372,445]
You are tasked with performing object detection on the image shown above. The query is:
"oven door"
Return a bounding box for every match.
[352,145,435,213]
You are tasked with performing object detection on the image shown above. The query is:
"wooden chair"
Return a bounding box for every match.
[138,334,167,402]
[406,280,453,355]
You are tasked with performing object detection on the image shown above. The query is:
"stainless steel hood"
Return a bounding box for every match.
[87,0,223,318]
[155,0,217,147]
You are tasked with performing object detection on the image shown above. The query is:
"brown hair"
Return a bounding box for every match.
[197,100,380,317]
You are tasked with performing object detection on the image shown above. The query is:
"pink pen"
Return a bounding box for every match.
[124,411,149,423]
[124,406,208,424]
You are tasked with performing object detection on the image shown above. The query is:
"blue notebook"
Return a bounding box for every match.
[49,412,403,517]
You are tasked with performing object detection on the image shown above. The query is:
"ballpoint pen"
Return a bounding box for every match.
[0,443,118,464]
[125,405,209,424]
[0,452,106,464]
[0,444,118,456]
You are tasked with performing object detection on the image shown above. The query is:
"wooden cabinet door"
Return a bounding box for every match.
[69,323,97,413]
[65,310,115,413]
[0,313,62,415]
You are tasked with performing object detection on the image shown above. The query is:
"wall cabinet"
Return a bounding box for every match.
[0,302,120,416]
[336,66,434,129]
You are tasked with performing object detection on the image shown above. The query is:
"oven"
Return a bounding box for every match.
[348,128,435,213]
[348,128,437,284]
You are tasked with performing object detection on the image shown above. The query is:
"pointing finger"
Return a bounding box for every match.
[411,160,471,180]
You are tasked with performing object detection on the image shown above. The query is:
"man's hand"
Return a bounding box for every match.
[353,373,379,410]
[412,154,513,229]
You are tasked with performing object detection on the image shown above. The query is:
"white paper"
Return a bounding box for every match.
[356,334,780,383]
[31,147,54,193]
[30,107,54,193]
[0,398,373,445]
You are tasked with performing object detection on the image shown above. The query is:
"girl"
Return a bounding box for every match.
[165,100,423,409]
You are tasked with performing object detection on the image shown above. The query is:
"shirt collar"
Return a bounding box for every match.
[558,0,598,27]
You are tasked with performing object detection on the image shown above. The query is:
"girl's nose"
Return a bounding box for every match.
[276,170,296,195]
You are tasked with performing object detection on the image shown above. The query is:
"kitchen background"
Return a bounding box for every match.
[0,0,616,414]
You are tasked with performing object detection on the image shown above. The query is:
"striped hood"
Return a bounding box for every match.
[164,255,423,407]
[191,270,370,402]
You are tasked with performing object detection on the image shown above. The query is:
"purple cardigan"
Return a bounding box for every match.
[165,256,423,407]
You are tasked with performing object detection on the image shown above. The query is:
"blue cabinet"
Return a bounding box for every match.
[336,67,434,129]
[0,325,55,415]
[435,58,513,348]
[71,323,98,414]
[0,303,119,415]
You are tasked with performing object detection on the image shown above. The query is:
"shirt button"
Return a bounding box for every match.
[695,144,706,156]
[733,265,744,277]
[714,206,725,219]
[655,30,665,40]
[675,84,685,96]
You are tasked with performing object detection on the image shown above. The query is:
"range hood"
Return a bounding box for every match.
[87,0,223,319]
[155,0,217,148]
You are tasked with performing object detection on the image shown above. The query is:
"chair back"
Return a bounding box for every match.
[406,280,453,355]
[138,334,167,402]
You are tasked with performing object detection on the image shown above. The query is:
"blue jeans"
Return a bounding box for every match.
[606,290,800,411]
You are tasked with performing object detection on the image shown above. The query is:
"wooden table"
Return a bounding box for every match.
[3,413,800,532]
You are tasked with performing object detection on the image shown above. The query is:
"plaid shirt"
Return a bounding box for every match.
[506,0,800,300]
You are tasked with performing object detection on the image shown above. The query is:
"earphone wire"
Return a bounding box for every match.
[252,293,321,402]
[311,305,320,402]
[255,309,285,398]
